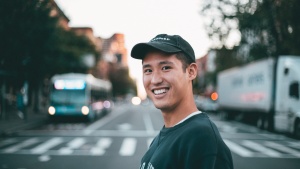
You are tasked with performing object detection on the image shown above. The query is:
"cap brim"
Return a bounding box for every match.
[131,42,181,60]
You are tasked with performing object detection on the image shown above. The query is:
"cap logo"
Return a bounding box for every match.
[150,37,170,42]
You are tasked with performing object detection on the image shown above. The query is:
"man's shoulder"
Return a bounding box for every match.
[180,114,216,138]
[184,113,212,129]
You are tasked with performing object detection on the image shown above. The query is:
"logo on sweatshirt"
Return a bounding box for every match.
[140,162,154,169]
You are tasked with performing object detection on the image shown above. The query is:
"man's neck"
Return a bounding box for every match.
[162,103,198,128]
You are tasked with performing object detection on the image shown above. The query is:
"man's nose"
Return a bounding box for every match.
[151,72,163,84]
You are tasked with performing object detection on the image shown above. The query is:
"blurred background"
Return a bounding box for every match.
[0,0,300,169]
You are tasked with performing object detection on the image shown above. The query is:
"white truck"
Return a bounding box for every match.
[217,55,300,137]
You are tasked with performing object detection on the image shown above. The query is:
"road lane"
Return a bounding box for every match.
[1,102,300,169]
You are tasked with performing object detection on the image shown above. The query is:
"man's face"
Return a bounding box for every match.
[142,51,190,112]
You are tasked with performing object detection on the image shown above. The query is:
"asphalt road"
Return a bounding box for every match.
[0,101,300,169]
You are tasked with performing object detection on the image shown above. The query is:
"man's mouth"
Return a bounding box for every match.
[153,88,169,95]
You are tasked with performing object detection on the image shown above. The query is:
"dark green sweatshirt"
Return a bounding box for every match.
[140,113,233,169]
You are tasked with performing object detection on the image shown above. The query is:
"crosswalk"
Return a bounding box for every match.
[224,139,300,158]
[0,137,153,157]
[1,137,300,158]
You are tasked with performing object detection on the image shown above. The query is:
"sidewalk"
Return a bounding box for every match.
[0,109,47,137]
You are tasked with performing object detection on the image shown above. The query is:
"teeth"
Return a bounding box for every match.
[154,89,167,95]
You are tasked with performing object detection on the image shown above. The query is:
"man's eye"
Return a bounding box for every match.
[162,66,170,70]
[144,69,152,73]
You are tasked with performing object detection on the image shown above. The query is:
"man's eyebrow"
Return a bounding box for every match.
[142,64,151,69]
[142,61,174,69]
[159,61,174,65]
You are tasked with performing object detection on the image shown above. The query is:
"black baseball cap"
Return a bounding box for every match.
[130,34,195,62]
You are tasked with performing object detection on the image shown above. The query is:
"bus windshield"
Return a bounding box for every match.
[50,89,87,105]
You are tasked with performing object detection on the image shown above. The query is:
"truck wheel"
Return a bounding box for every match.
[257,116,268,130]
[294,120,300,139]
[219,111,233,120]
[219,111,228,120]
[257,117,263,129]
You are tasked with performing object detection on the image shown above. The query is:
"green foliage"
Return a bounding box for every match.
[199,0,300,91]
[0,0,57,75]
[200,0,300,61]
[209,46,242,86]
[109,66,137,97]
[0,0,97,84]
[44,28,97,76]
[214,46,242,72]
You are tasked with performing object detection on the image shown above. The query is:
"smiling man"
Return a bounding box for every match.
[131,34,233,169]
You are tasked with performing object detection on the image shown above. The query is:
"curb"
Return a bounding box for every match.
[0,118,47,137]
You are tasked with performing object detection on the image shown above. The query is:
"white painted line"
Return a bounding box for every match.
[67,138,86,149]
[288,141,300,148]
[119,138,137,156]
[83,111,125,135]
[58,147,73,155]
[147,138,154,148]
[242,140,281,157]
[90,148,105,155]
[90,137,112,155]
[4,138,39,153]
[117,123,132,130]
[96,137,112,148]
[265,141,300,158]
[31,137,63,154]
[143,112,155,135]
[224,139,254,157]
[0,138,18,147]
[58,138,85,155]
[20,130,159,137]
[38,155,51,162]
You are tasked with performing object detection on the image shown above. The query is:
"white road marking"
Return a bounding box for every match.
[59,138,86,155]
[20,130,159,137]
[1,136,300,158]
[147,138,154,148]
[288,141,300,148]
[119,138,136,156]
[143,111,155,135]
[90,137,112,155]
[242,140,281,157]
[58,147,73,155]
[83,110,125,135]
[38,155,51,162]
[224,139,254,157]
[68,137,86,148]
[0,138,18,147]
[117,123,132,130]
[4,138,39,153]
[265,141,300,158]
[31,137,63,154]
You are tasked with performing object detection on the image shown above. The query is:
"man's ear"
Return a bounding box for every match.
[187,63,198,80]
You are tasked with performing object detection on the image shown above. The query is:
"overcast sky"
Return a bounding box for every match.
[55,0,212,98]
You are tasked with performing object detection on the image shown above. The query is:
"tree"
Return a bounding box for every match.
[0,0,97,112]
[0,0,97,79]
[109,65,137,97]
[200,0,300,62]
[44,27,97,76]
[0,0,58,81]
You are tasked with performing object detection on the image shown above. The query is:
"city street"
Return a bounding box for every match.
[0,101,300,169]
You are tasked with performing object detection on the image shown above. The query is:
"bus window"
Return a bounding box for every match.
[51,89,87,105]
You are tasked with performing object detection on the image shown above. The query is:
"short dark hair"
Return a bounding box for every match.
[175,52,195,72]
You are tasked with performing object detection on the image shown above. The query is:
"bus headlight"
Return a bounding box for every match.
[103,101,111,108]
[48,106,55,115]
[81,106,89,115]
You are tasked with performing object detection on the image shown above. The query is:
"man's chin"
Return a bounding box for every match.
[153,102,168,110]
[153,101,162,109]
